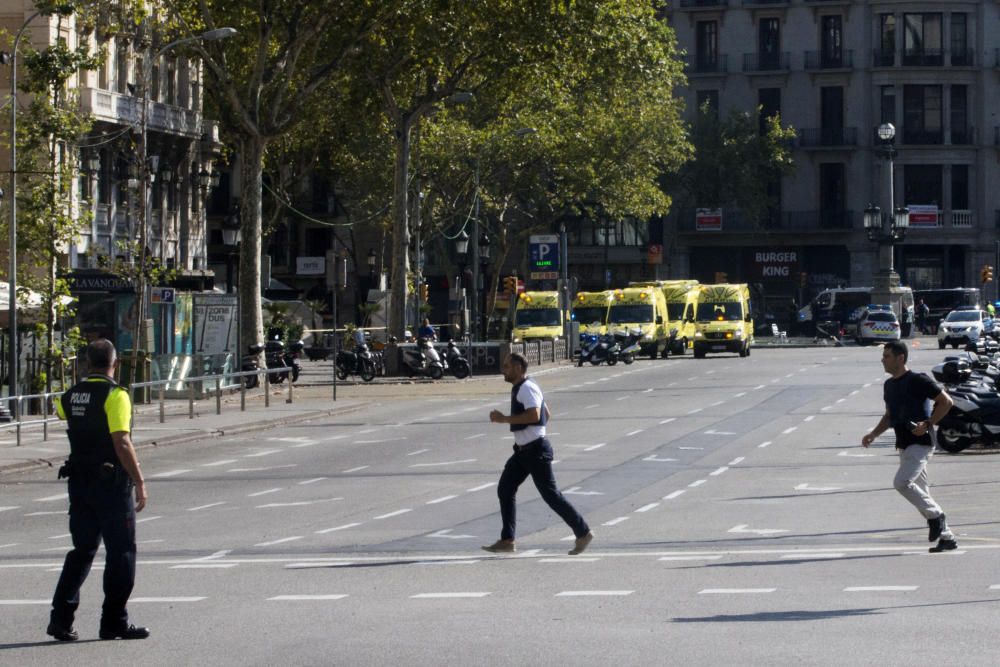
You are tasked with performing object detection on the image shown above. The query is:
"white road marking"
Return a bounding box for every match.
[838,451,875,458]
[0,506,20,513]
[464,433,485,440]
[35,493,68,502]
[0,599,55,605]
[643,388,654,393]
[269,595,348,601]
[584,404,600,410]
[584,443,606,451]
[626,429,644,436]
[728,524,789,535]
[795,483,842,492]
[322,435,349,441]
[659,418,676,425]
[409,459,477,468]
[374,509,412,520]
[291,441,319,448]
[23,511,63,516]
[821,406,832,411]
[782,427,797,434]
[803,416,815,422]
[343,465,369,473]
[467,483,495,492]
[245,450,282,458]
[359,428,379,434]
[315,523,362,534]
[564,487,604,496]
[754,384,766,390]
[153,468,194,479]
[357,438,406,444]
[248,488,283,497]
[758,441,773,448]
[644,455,677,462]
[257,498,342,508]
[687,408,703,414]
[427,529,475,540]
[704,429,736,435]
[699,588,775,594]
[269,437,317,443]
[836,398,846,403]
[285,563,354,569]
[658,555,723,562]
[556,590,633,597]
[616,396,630,401]
[187,502,227,512]
[734,392,747,398]
[635,503,659,513]
[710,401,724,407]
[408,448,430,456]
[849,390,859,396]
[411,592,491,599]
[780,553,844,560]
[170,563,238,569]
[663,490,686,500]
[540,558,599,563]
[0,544,19,549]
[201,459,237,467]
[254,536,303,547]
[426,495,458,505]
[709,467,729,476]
[602,517,630,526]
[679,447,703,450]
[729,457,745,465]
[227,465,297,473]
[136,516,162,524]
[688,479,707,488]
[844,586,918,592]
[298,477,327,485]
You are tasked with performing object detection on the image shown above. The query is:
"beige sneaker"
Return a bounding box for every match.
[568,531,594,555]
[481,539,516,554]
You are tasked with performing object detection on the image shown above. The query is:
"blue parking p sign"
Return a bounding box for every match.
[529,234,560,273]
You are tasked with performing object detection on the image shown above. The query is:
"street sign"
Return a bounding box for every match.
[530,271,559,280]
[151,287,175,304]
[530,234,560,273]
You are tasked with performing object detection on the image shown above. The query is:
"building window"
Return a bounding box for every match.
[117,46,129,95]
[950,85,969,144]
[758,88,780,135]
[951,165,969,210]
[166,57,176,105]
[904,164,942,207]
[877,14,895,66]
[696,89,718,115]
[695,21,718,70]
[570,217,647,247]
[902,85,942,144]
[903,13,943,66]
[880,85,895,126]
[820,87,843,130]
[951,13,969,65]
[819,163,846,227]
[820,16,842,67]
[758,18,781,70]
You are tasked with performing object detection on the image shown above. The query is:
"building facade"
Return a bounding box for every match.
[667,0,1000,315]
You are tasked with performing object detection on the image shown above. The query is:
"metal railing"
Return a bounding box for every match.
[0,366,294,447]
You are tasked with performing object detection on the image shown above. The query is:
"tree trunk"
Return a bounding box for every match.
[239,135,267,354]
[389,115,411,339]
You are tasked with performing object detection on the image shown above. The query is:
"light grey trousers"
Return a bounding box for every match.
[893,443,954,539]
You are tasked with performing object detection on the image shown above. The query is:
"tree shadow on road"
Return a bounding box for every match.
[672,597,1000,623]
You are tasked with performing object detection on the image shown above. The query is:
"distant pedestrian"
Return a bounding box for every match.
[916,299,929,334]
[417,317,436,341]
[861,341,957,553]
[47,340,150,642]
[988,302,996,319]
[483,353,594,555]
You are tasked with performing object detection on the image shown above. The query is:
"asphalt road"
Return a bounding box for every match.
[2,343,998,666]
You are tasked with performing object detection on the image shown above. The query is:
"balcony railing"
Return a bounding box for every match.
[902,48,944,66]
[902,129,944,145]
[951,49,975,66]
[872,49,895,67]
[743,52,790,73]
[951,210,973,228]
[677,0,728,7]
[951,126,976,145]
[804,50,853,70]
[742,0,788,5]
[798,127,858,148]
[685,54,728,75]
[677,208,853,232]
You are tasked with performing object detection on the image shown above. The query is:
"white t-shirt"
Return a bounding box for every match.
[513,378,546,445]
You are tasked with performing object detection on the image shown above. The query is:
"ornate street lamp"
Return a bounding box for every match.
[868,121,910,324]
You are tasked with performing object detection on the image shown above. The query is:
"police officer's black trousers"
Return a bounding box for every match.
[51,474,136,628]
[497,438,590,541]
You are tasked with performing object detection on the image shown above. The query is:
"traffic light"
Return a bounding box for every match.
[982,265,994,283]
[714,271,728,284]
[420,283,429,302]
[504,275,517,294]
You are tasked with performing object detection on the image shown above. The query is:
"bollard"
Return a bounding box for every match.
[42,395,48,442]
[216,377,222,415]
[159,384,165,423]
[287,373,293,404]
[240,375,246,411]
[15,397,22,447]
[264,372,270,408]
[188,382,195,419]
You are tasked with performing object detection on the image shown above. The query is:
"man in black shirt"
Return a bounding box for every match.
[862,341,957,552]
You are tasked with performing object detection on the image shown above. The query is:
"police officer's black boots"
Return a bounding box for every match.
[99,623,150,640]
[46,621,78,642]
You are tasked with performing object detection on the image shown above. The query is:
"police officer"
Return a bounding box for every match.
[482,352,594,555]
[47,339,150,641]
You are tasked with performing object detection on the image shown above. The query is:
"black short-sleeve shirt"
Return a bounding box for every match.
[883,370,942,449]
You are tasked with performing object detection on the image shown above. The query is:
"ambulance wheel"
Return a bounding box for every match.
[694,347,706,359]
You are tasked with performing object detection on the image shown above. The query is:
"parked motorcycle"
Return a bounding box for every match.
[241,343,265,389]
[614,328,643,365]
[400,337,445,380]
[336,340,377,382]
[932,358,1000,453]
[578,333,616,366]
[445,341,471,379]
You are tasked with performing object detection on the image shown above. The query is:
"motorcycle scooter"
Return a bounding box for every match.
[336,339,377,382]
[400,337,445,380]
[578,333,615,366]
[445,341,471,379]
[932,359,1000,453]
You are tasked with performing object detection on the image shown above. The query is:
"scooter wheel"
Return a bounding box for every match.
[243,375,259,389]
[292,366,300,382]
[590,357,602,366]
[623,353,634,365]
[430,366,444,380]
[607,357,618,366]
[453,363,470,379]
[360,360,376,382]
[335,365,349,381]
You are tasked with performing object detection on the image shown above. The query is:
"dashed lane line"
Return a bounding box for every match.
[688,479,707,488]
[584,443,606,451]
[227,465,297,473]
[635,503,659,513]
[314,523,362,534]
[663,490,685,500]
[34,493,68,502]
[342,466,369,473]
[201,459,237,467]
[709,467,728,476]
[426,495,458,505]
[255,536,304,547]
[374,509,412,520]
[602,517,629,526]
[149,469,192,479]
[408,449,430,456]
[758,441,773,448]
[660,418,676,425]
[247,488,284,498]
[467,483,495,492]
[782,427,797,435]
[187,502,227,512]
[298,477,327,485]
[728,457,745,465]
[245,449,283,458]
[626,429,644,436]
[0,506,20,513]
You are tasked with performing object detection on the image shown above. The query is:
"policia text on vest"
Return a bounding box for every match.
[46,340,151,642]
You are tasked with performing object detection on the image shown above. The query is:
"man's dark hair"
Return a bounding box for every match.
[507,352,529,372]
[86,339,117,370]
[884,340,908,362]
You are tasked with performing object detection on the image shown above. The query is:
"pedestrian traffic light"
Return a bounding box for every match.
[420,283,429,302]
[504,275,517,294]
[982,265,994,283]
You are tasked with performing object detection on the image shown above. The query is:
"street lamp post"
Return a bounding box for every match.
[478,233,491,339]
[455,230,469,337]
[866,123,910,322]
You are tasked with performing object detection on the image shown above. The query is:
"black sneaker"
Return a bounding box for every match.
[929,538,958,553]
[928,514,946,542]
[46,622,78,642]
[99,624,150,640]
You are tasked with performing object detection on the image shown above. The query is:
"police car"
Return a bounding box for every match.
[854,305,901,345]
[937,307,989,349]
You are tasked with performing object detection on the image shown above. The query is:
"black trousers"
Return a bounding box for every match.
[497,438,590,540]
[51,471,136,629]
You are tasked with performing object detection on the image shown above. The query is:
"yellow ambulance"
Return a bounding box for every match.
[692,283,754,358]
[632,280,700,355]
[571,291,614,335]
[608,287,669,358]
[511,291,564,341]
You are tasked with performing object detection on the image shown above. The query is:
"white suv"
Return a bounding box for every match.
[937,308,986,349]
